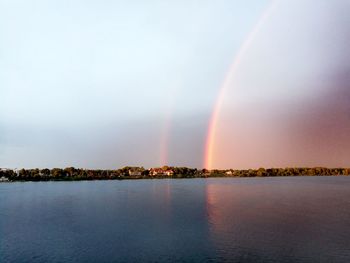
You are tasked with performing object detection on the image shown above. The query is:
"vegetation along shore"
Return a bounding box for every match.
[1,166,350,182]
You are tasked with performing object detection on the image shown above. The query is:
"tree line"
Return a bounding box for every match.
[1,166,350,182]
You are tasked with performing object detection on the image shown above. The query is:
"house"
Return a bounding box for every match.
[225,170,233,175]
[0,176,9,182]
[128,168,143,176]
[149,168,174,176]
[128,170,142,176]
[164,170,174,176]
[149,168,164,176]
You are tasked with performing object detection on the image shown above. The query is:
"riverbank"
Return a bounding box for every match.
[1,167,350,182]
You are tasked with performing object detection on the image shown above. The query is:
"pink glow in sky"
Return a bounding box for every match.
[205,0,350,169]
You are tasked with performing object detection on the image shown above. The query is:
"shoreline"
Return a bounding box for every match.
[1,171,350,183]
[2,167,350,182]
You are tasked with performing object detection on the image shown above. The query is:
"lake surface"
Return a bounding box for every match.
[1,177,350,262]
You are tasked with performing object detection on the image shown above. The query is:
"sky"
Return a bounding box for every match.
[1,0,350,169]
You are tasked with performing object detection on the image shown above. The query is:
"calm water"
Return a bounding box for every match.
[1,177,350,262]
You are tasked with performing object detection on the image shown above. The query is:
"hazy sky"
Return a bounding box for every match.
[208,0,350,169]
[1,0,350,169]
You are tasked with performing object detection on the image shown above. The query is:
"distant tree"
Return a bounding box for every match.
[41,168,50,176]
[256,168,266,177]
[19,169,28,179]
[51,168,64,179]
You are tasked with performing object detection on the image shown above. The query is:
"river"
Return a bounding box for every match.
[1,177,350,262]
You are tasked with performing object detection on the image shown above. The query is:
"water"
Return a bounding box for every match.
[1,177,350,262]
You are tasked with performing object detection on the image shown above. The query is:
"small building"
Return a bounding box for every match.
[225,170,233,175]
[129,170,142,176]
[0,176,9,182]
[149,168,174,176]
[164,170,174,176]
[149,168,164,176]
[128,168,143,176]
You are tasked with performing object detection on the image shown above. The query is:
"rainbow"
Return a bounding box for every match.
[159,88,178,166]
[159,113,171,166]
[204,0,278,169]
